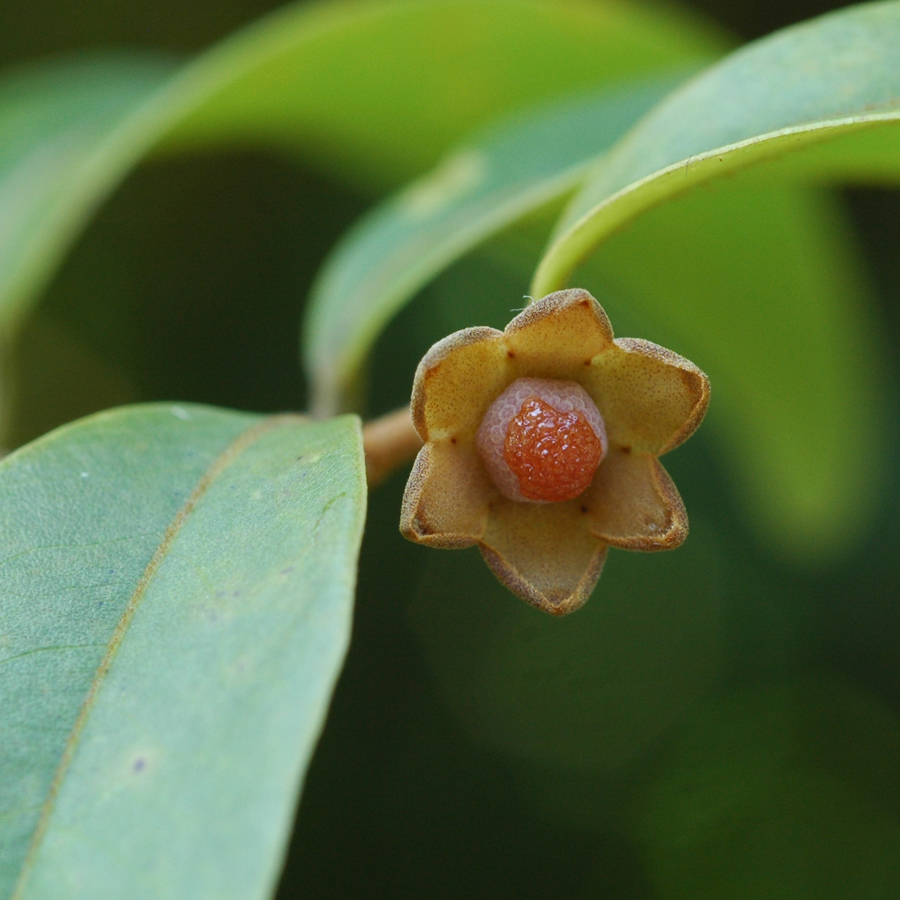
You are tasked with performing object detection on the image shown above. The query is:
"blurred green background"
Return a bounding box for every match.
[4,0,900,897]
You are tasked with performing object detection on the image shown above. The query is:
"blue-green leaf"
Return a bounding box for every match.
[0,404,365,900]
[533,0,900,294]
[304,75,695,415]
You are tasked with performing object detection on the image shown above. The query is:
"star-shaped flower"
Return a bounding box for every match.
[400,288,710,616]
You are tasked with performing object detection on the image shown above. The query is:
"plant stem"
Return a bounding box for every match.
[362,407,422,487]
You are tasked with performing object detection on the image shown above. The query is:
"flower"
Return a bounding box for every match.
[400,288,710,616]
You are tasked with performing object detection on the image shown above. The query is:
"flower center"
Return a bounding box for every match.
[504,397,603,502]
[476,378,607,504]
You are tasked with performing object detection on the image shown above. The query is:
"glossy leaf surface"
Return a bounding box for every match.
[157,0,722,188]
[533,0,900,294]
[0,404,365,900]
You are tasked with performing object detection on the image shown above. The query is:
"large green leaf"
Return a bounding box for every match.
[0,0,721,341]
[532,0,900,294]
[304,74,694,415]
[0,404,366,899]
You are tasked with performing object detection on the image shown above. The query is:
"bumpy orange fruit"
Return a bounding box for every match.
[476,378,607,503]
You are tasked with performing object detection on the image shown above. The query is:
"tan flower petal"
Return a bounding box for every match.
[503,289,615,381]
[584,447,688,551]
[479,499,607,615]
[401,440,493,548]
[585,338,710,454]
[411,326,509,442]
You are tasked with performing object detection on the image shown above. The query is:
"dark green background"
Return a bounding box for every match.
[4,1,900,897]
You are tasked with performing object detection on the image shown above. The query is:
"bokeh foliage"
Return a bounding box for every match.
[2,0,900,898]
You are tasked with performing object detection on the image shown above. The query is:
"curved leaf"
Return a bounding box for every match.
[532,0,900,295]
[0,0,723,340]
[158,0,723,188]
[304,74,695,415]
[0,56,178,332]
[0,404,366,900]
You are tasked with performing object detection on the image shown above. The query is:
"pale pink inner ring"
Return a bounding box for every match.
[475,377,608,504]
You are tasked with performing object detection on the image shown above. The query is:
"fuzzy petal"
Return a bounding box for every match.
[585,338,710,454]
[503,289,615,381]
[584,448,688,551]
[479,498,607,615]
[411,326,508,442]
[401,440,493,548]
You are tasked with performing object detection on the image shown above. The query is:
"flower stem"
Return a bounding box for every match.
[362,406,423,487]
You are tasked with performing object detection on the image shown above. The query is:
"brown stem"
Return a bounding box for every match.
[362,406,423,488]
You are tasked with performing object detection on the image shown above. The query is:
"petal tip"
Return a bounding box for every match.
[507,288,614,343]
[664,366,710,454]
[400,444,486,548]
[479,540,607,616]
[589,453,690,551]
[604,337,710,454]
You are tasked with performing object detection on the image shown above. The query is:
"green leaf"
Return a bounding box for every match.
[532,0,900,295]
[0,404,366,900]
[159,0,725,189]
[0,0,723,346]
[0,56,178,333]
[303,74,695,415]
